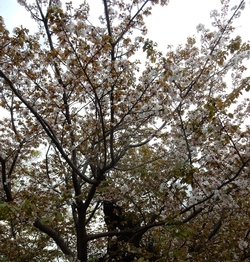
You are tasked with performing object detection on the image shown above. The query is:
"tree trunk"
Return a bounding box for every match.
[76,203,88,262]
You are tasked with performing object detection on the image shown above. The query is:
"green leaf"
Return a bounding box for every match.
[55,211,63,221]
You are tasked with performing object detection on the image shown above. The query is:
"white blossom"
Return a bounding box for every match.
[66,21,75,33]
[238,239,248,250]
[210,9,219,18]
[196,23,205,33]
[121,184,129,194]
[231,5,238,11]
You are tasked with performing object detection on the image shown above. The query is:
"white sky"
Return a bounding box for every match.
[1,0,249,49]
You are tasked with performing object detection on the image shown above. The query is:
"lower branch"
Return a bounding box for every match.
[33,219,73,256]
[0,157,13,202]
[87,221,165,242]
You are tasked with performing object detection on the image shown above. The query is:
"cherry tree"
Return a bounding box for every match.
[0,0,250,261]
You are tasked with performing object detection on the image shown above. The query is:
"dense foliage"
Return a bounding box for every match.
[0,0,250,261]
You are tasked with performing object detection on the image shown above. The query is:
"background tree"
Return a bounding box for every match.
[0,0,250,261]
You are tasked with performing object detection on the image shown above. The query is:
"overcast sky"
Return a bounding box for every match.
[1,0,249,50]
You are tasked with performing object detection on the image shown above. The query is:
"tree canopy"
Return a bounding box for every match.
[0,0,250,261]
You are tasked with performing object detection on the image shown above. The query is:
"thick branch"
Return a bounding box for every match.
[34,219,73,256]
[207,218,222,240]
[86,221,165,241]
[182,207,203,223]
[86,201,101,225]
[0,157,13,202]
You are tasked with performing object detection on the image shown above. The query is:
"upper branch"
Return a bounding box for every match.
[0,70,96,185]
[114,0,150,46]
